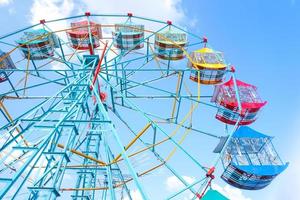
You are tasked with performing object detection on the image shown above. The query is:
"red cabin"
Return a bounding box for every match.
[212,78,267,125]
[67,20,102,50]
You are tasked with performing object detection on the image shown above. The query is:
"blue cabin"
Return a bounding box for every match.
[113,23,144,50]
[17,29,58,60]
[0,50,16,83]
[214,126,288,190]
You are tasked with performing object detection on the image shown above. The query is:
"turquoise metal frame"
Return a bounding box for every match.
[0,12,280,200]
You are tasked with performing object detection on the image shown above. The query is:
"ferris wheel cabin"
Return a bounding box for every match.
[16,29,57,60]
[0,50,16,83]
[212,78,267,125]
[215,126,288,190]
[189,47,227,85]
[67,20,102,50]
[154,28,187,60]
[113,23,145,50]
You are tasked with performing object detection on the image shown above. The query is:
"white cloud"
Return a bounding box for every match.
[123,189,143,200]
[0,0,12,6]
[212,183,252,200]
[51,62,68,70]
[8,7,16,15]
[29,0,186,30]
[77,0,185,24]
[165,175,196,200]
[30,0,74,23]
[165,175,195,192]
[30,0,75,40]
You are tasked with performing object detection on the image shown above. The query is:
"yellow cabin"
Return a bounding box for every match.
[188,47,227,85]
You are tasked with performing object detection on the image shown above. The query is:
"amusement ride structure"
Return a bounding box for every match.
[0,12,288,200]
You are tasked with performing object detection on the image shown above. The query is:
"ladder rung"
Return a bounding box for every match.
[70,195,90,200]
[43,152,70,162]
[34,125,56,129]
[0,178,12,182]
[13,146,38,150]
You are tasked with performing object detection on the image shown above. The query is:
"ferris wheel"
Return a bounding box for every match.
[0,12,288,200]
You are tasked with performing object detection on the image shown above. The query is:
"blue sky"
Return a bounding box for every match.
[0,0,299,199]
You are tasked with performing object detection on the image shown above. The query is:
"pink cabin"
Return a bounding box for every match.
[212,78,267,125]
[67,20,102,50]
